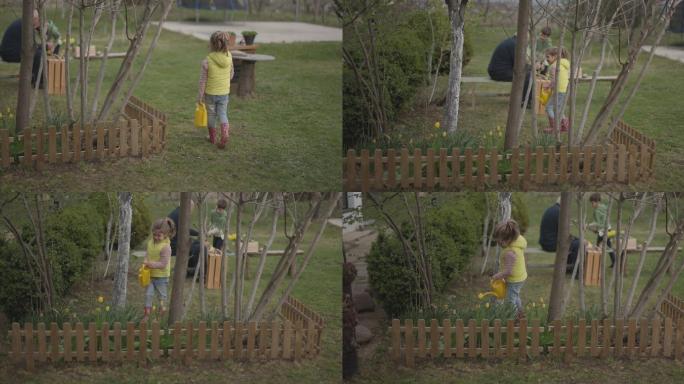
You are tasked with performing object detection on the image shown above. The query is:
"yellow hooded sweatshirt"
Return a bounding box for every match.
[499,235,528,283]
[551,58,571,93]
[205,51,233,96]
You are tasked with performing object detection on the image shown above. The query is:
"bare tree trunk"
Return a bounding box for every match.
[624,194,662,316]
[37,2,52,122]
[112,192,132,309]
[600,195,613,317]
[116,0,174,121]
[245,199,281,316]
[629,219,684,319]
[220,193,235,319]
[91,0,122,121]
[612,194,623,320]
[443,0,468,133]
[197,193,207,317]
[16,0,34,134]
[480,193,492,274]
[548,192,572,321]
[233,193,244,321]
[266,193,342,321]
[504,0,529,149]
[168,193,192,324]
[65,4,75,123]
[577,193,586,312]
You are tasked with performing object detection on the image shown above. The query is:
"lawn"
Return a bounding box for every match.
[349,192,684,383]
[0,193,342,383]
[392,16,684,190]
[0,6,341,191]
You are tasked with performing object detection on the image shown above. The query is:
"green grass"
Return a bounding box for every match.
[0,194,342,383]
[0,7,341,191]
[393,20,684,190]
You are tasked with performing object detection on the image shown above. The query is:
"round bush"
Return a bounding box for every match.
[0,238,37,320]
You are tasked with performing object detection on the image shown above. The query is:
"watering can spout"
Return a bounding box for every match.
[477,279,506,300]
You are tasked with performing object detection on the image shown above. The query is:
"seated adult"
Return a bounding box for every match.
[167,202,206,277]
[539,198,581,273]
[0,10,61,87]
[487,35,533,107]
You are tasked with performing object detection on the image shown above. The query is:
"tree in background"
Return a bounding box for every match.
[112,192,132,308]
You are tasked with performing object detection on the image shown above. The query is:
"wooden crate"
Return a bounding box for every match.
[206,249,222,289]
[584,246,601,287]
[47,58,65,95]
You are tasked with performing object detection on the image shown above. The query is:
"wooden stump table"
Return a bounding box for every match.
[231,52,275,98]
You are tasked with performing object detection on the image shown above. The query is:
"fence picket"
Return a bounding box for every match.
[211,322,220,360]
[35,129,44,170]
[130,120,140,157]
[430,319,439,358]
[306,321,316,357]
[464,149,473,187]
[345,149,356,190]
[559,146,567,184]
[451,148,461,187]
[247,322,257,360]
[535,146,544,184]
[50,322,59,362]
[455,319,464,358]
[97,124,105,160]
[23,129,32,167]
[606,145,615,182]
[36,323,46,363]
[113,322,122,361]
[665,317,673,357]
[282,321,291,360]
[223,321,232,359]
[1,130,9,168]
[173,322,182,360]
[417,319,426,358]
[506,320,514,358]
[139,321,147,363]
[493,319,501,358]
[374,149,383,190]
[64,323,73,362]
[26,323,34,371]
[413,149,422,189]
[565,319,574,362]
[443,319,452,358]
[481,320,489,358]
[490,148,498,185]
[271,320,280,359]
[88,322,97,362]
[439,148,448,188]
[627,319,637,358]
[676,318,684,360]
[553,319,561,358]
[531,319,540,357]
[294,320,303,361]
[126,322,135,361]
[426,149,435,191]
[152,321,160,359]
[652,318,661,357]
[583,146,593,183]
[639,319,648,356]
[401,148,409,189]
[476,148,485,188]
[594,146,603,180]
[185,322,194,363]
[405,319,415,367]
[102,325,110,362]
[510,148,520,186]
[523,146,532,188]
[387,149,397,188]
[615,319,624,357]
[578,319,586,357]
[517,319,525,361]
[617,145,627,182]
[198,321,207,360]
[601,319,610,358]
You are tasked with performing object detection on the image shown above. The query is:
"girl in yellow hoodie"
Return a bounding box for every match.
[492,220,528,318]
[543,47,570,133]
[197,31,234,149]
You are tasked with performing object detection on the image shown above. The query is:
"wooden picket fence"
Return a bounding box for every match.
[344,121,655,191]
[280,295,325,348]
[8,319,321,371]
[123,95,168,145]
[0,97,167,170]
[390,317,684,367]
[660,294,684,323]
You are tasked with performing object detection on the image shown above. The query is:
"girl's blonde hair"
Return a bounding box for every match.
[210,31,230,53]
[151,217,176,240]
[545,47,568,59]
[493,220,520,245]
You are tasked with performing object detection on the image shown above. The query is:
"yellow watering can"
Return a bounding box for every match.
[477,279,506,300]
[138,265,151,288]
[194,102,207,128]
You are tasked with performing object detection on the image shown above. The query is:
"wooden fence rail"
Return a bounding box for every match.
[661,294,684,323]
[390,318,684,367]
[0,97,167,171]
[280,295,325,351]
[8,319,321,371]
[344,144,654,191]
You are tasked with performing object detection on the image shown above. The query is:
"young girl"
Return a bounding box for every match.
[492,220,528,319]
[543,47,570,133]
[142,218,176,322]
[197,31,234,149]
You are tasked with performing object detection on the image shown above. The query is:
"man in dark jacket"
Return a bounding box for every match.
[539,199,580,273]
[167,202,207,276]
[487,35,533,107]
[0,10,60,87]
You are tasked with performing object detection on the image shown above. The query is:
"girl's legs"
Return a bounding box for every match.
[205,94,218,144]
[506,281,525,316]
[216,94,230,149]
[153,278,169,316]
[143,281,155,321]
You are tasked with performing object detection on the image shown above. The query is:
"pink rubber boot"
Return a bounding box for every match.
[207,126,217,144]
[217,123,229,149]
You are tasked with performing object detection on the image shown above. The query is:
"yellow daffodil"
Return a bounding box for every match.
[228,233,237,241]
[442,131,447,138]
[153,305,157,311]
[539,297,544,304]
[477,293,485,299]
[532,302,536,308]
[97,296,104,303]
[105,306,110,312]
[434,121,441,129]
[485,302,490,308]
[542,303,546,308]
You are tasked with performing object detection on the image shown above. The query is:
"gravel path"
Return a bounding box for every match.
[162,21,341,43]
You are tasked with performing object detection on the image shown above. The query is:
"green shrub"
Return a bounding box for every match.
[44,203,105,296]
[511,193,529,235]
[0,239,37,320]
[367,194,487,316]
[367,232,418,318]
[88,193,151,248]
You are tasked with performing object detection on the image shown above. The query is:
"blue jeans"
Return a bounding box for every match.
[205,94,229,128]
[546,91,566,119]
[145,277,169,309]
[506,281,525,312]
